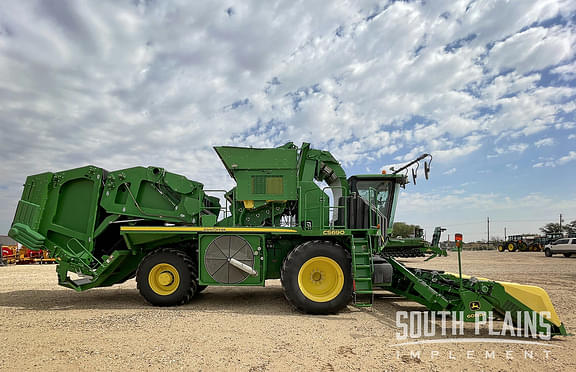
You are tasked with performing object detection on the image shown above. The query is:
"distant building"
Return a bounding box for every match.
[0,235,17,265]
[0,235,17,246]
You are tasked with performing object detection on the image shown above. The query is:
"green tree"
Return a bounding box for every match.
[564,220,576,236]
[392,222,422,238]
[540,222,563,234]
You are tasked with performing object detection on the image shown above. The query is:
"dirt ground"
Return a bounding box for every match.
[1,251,575,371]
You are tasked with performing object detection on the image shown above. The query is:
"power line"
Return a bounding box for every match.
[418,215,573,233]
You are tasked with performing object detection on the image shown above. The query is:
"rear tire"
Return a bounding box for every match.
[281,240,352,314]
[563,253,572,258]
[136,248,198,306]
[507,242,517,252]
[497,244,505,252]
[544,248,553,257]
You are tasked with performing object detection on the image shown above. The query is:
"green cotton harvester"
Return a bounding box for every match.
[8,142,567,336]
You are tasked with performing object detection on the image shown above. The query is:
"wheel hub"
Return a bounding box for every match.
[148,263,180,296]
[298,257,344,302]
[311,270,323,284]
[158,271,174,286]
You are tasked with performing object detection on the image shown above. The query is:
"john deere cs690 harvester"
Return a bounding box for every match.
[8,142,567,335]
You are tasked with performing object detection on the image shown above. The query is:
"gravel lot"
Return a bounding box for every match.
[1,250,574,371]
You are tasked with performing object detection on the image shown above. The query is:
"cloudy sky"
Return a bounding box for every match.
[1,0,575,241]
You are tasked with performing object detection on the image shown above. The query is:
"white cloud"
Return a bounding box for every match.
[488,142,529,158]
[486,26,576,75]
[534,138,554,147]
[443,168,456,175]
[508,143,529,153]
[552,60,576,80]
[557,151,576,165]
[433,143,483,162]
[533,151,576,167]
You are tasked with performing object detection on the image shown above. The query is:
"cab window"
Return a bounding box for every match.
[354,180,395,219]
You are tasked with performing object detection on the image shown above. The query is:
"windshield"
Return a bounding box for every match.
[355,180,395,219]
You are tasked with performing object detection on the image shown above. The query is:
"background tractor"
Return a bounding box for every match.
[498,233,565,253]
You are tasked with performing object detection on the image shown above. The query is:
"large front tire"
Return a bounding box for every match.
[281,241,352,314]
[136,248,198,306]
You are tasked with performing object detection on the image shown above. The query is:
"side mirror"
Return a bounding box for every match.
[424,161,430,180]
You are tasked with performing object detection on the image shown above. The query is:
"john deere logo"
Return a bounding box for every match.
[469,301,481,311]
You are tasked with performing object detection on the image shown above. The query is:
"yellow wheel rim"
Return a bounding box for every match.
[498,245,503,252]
[148,263,180,295]
[507,243,515,252]
[298,257,344,302]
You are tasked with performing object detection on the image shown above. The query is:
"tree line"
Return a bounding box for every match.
[540,219,576,235]
[391,222,422,238]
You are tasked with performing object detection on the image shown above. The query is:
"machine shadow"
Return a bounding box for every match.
[0,285,352,319]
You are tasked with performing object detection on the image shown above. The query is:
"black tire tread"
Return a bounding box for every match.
[136,248,198,306]
[281,240,352,314]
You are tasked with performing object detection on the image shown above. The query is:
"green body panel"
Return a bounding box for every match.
[264,238,298,279]
[10,166,104,271]
[215,145,299,201]
[100,166,219,223]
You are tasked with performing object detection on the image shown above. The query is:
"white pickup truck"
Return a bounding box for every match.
[544,237,576,258]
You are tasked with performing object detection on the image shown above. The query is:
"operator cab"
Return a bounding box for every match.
[349,176,399,222]
[336,174,405,232]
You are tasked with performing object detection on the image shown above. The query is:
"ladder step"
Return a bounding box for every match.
[354,303,372,307]
[352,236,373,309]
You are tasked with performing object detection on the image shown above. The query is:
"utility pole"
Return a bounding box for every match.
[504,227,507,241]
[487,217,490,245]
[560,213,563,231]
